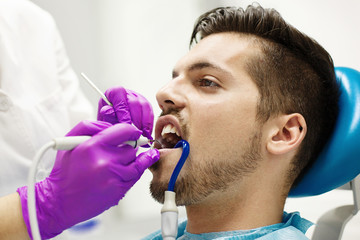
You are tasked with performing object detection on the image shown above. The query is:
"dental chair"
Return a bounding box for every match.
[289,67,360,240]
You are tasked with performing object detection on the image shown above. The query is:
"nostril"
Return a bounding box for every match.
[165,99,175,105]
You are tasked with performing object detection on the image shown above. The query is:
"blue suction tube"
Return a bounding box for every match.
[167,140,190,191]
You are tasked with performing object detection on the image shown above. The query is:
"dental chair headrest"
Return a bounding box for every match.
[290,67,360,197]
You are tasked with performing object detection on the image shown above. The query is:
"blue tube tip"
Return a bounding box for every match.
[167,140,190,191]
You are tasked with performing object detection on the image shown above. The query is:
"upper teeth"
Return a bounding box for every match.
[161,124,180,137]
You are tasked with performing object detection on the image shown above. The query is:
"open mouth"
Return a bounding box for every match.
[154,115,184,149]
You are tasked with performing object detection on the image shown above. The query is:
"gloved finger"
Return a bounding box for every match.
[66,120,112,137]
[110,144,138,165]
[97,98,109,111]
[113,106,131,124]
[97,98,110,119]
[134,149,160,173]
[106,87,132,123]
[97,105,118,124]
[114,149,159,182]
[127,89,154,139]
[97,87,131,124]
[115,164,140,182]
[93,123,142,146]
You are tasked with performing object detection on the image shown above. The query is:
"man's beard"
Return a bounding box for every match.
[149,129,262,206]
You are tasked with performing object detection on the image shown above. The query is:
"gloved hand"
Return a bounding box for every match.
[97,87,154,139]
[17,120,159,239]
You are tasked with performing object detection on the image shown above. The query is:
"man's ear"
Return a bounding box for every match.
[267,113,307,155]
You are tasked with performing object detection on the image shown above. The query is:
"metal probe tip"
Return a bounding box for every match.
[149,139,160,149]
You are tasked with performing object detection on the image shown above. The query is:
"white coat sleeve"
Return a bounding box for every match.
[52,21,95,127]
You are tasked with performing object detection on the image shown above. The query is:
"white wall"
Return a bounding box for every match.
[29,0,360,239]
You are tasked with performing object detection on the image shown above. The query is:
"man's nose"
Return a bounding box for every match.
[156,78,186,112]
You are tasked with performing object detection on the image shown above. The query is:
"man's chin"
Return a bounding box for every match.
[150,176,200,206]
[149,180,168,204]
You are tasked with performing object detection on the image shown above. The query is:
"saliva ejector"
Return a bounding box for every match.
[161,140,190,240]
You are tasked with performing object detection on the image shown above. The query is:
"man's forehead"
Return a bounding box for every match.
[173,32,258,74]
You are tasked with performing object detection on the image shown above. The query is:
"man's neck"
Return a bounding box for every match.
[184,182,285,234]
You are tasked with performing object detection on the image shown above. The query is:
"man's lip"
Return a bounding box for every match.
[155,115,183,143]
[157,148,177,156]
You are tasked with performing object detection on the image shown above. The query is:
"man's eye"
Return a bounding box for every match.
[198,79,219,87]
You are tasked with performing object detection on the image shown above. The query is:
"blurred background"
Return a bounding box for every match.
[30,0,360,239]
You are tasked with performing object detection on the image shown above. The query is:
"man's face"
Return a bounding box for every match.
[150,33,262,205]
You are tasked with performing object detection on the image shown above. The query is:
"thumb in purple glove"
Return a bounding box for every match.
[17,121,159,239]
[97,86,154,139]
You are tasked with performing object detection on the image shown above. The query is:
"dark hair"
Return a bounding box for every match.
[190,5,340,188]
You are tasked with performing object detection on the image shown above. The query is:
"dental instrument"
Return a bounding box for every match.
[161,140,190,240]
[27,135,154,240]
[80,72,113,106]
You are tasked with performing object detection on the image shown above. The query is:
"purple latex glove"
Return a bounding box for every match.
[97,87,154,139]
[17,120,159,239]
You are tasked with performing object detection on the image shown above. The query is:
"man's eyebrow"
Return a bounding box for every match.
[172,61,233,79]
